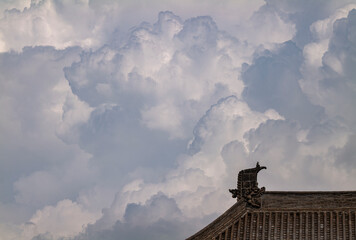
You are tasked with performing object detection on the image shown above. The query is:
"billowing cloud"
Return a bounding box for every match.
[0,46,88,206]
[21,199,99,240]
[63,12,253,139]
[1,1,356,240]
[0,0,264,52]
[90,96,281,230]
[0,45,98,240]
[302,8,356,126]
[66,194,208,240]
[242,41,324,127]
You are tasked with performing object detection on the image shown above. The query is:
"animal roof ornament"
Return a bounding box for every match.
[229,162,266,208]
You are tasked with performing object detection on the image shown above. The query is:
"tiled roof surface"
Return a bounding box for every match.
[187,191,356,240]
[233,209,355,240]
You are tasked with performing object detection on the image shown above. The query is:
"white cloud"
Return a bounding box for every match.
[0,0,101,51]
[245,119,355,191]
[0,46,85,204]
[64,12,255,139]
[1,1,356,240]
[0,0,264,53]
[69,194,207,240]
[141,102,184,138]
[310,4,356,41]
[300,7,356,126]
[90,96,282,231]
[14,154,95,209]
[0,46,98,239]
[21,199,99,240]
[56,91,93,144]
[235,4,296,47]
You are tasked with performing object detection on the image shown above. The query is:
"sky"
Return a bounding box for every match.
[1,0,356,239]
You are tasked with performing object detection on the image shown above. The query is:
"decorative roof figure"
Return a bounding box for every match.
[229,162,266,208]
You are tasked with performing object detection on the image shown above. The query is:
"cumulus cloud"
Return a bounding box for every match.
[71,95,281,238]
[65,194,206,240]
[242,41,325,127]
[64,12,253,139]
[306,8,356,126]
[234,3,296,47]
[0,45,101,240]
[21,199,99,240]
[0,0,101,51]
[0,46,87,206]
[238,5,356,192]
[245,119,354,190]
[0,0,264,52]
[1,1,356,240]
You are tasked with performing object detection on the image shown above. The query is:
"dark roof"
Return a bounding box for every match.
[186,191,356,240]
[186,163,356,240]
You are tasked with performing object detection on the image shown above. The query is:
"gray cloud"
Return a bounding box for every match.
[0,46,84,205]
[242,41,325,127]
[47,194,211,240]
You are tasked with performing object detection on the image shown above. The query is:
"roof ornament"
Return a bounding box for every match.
[229,162,266,208]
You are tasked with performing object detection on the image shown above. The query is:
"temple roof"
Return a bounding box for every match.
[187,191,356,240]
[186,163,356,240]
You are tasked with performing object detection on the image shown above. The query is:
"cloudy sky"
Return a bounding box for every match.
[1,0,356,239]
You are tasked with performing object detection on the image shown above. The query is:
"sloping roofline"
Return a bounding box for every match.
[186,191,356,240]
[187,163,356,239]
